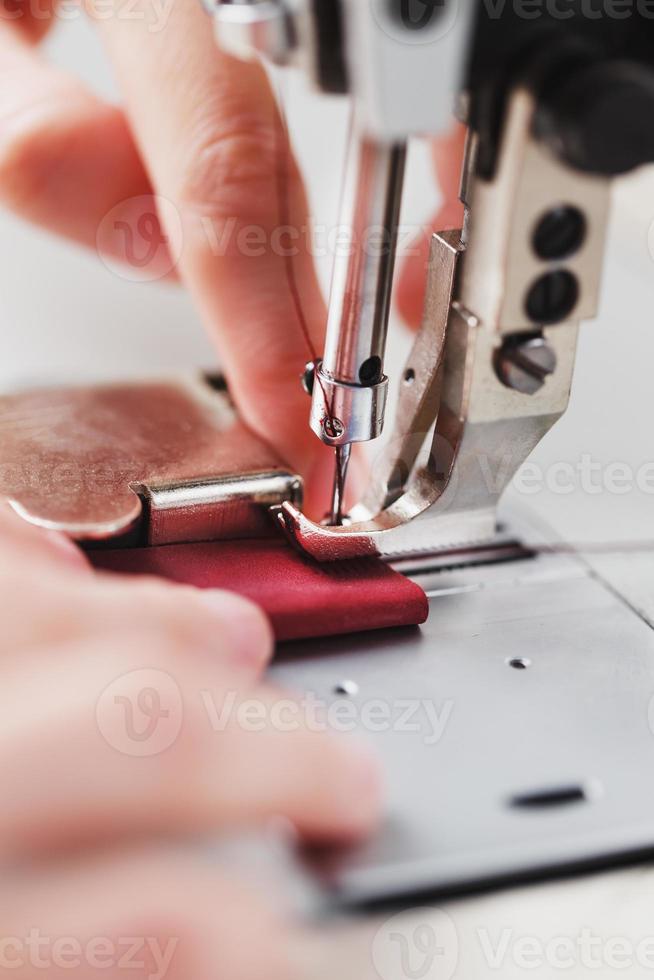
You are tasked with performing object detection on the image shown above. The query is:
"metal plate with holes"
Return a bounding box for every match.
[271,549,654,907]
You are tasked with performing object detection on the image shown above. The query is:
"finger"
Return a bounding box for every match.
[0,562,273,674]
[0,21,160,256]
[92,0,336,511]
[0,631,381,856]
[0,0,60,42]
[397,123,467,328]
[0,501,89,573]
[2,849,295,980]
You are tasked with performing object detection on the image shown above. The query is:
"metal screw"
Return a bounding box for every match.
[532,206,586,261]
[495,335,557,396]
[322,417,345,440]
[525,270,579,326]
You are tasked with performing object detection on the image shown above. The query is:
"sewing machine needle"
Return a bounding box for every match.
[330,443,352,526]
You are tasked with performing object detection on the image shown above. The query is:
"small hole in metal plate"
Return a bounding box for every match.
[334,680,359,697]
[507,657,531,670]
[510,784,588,810]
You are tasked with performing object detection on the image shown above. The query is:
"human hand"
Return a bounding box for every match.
[0,504,381,979]
[0,0,340,512]
[397,124,468,329]
[0,0,465,514]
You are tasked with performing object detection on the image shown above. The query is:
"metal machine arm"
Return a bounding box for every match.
[209,1,654,561]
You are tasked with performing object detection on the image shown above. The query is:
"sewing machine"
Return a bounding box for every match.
[4,0,654,910]
[210,0,654,563]
[213,0,654,905]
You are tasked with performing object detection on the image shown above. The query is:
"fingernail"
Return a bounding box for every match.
[198,590,274,669]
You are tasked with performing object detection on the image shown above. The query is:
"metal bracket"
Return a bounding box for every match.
[279,89,613,562]
[0,376,302,546]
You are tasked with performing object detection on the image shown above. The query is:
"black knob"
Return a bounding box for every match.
[535,60,654,177]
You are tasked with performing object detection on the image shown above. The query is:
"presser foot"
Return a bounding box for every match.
[276,499,509,563]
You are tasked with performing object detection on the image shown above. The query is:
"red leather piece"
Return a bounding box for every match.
[91,539,428,642]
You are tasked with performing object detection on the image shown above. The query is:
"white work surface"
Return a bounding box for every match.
[4,19,654,980]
